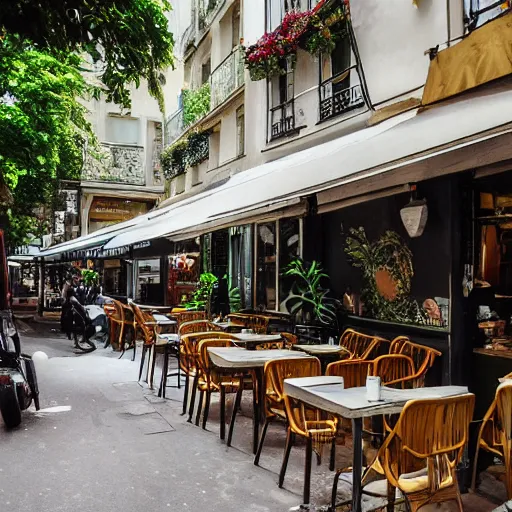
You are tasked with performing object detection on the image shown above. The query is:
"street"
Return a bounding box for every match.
[0,322,311,512]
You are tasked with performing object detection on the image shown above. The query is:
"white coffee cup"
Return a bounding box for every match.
[366,376,381,401]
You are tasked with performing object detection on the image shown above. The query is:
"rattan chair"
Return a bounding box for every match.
[274,332,297,349]
[195,338,252,433]
[176,311,207,325]
[371,354,416,388]
[182,331,235,421]
[390,337,442,388]
[325,359,372,388]
[130,301,179,389]
[178,320,221,336]
[339,329,389,360]
[280,357,339,504]
[331,393,475,512]
[472,381,512,499]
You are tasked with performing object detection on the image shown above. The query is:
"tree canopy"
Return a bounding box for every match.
[0,37,94,247]
[0,0,175,110]
[0,1,175,246]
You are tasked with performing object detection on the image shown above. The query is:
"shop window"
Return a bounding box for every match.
[256,223,277,310]
[268,57,295,141]
[319,25,364,123]
[135,258,161,304]
[278,218,301,307]
[465,0,511,30]
[229,225,252,310]
[236,105,245,157]
[105,116,140,145]
[103,259,127,298]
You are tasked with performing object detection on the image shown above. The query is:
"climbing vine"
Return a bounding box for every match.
[182,82,211,126]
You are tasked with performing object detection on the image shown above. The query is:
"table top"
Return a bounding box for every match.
[208,347,311,369]
[284,376,469,419]
[233,333,283,343]
[294,344,348,355]
[133,304,172,311]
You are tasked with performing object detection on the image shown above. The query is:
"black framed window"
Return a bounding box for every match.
[268,56,296,141]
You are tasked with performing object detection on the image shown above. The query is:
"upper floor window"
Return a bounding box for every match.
[464,0,511,30]
[105,115,140,145]
[268,56,296,141]
[267,0,320,31]
[236,105,245,157]
[318,25,364,123]
[201,58,211,84]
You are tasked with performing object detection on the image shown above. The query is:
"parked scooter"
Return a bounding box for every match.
[0,230,39,428]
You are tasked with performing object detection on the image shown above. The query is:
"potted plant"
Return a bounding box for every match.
[281,258,339,335]
[185,272,218,319]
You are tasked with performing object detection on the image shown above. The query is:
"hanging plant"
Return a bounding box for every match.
[161,138,188,179]
[185,130,210,167]
[182,82,211,126]
[244,0,349,81]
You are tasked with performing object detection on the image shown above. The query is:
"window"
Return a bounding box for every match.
[255,218,302,311]
[201,58,211,85]
[236,105,245,157]
[319,26,364,122]
[464,0,511,30]
[105,116,139,145]
[267,0,319,31]
[232,3,241,48]
[208,124,221,169]
[229,225,252,310]
[268,57,295,141]
[135,258,161,304]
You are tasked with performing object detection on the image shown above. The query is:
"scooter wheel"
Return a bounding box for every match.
[0,384,22,428]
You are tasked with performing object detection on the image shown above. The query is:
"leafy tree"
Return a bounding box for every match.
[0,37,94,247]
[0,0,175,110]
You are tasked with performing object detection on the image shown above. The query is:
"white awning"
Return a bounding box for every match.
[104,86,512,250]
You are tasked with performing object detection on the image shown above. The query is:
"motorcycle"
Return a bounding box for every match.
[68,295,109,353]
[0,311,40,428]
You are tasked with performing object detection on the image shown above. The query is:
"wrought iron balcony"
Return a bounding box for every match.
[269,99,296,141]
[82,143,145,186]
[210,47,245,110]
[164,108,185,147]
[198,0,224,30]
[319,68,364,122]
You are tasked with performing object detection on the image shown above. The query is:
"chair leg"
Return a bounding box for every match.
[304,435,313,505]
[331,468,343,511]
[149,346,157,389]
[220,385,226,440]
[254,417,270,466]
[138,346,147,381]
[195,390,204,426]
[176,351,181,389]
[187,373,199,423]
[132,334,136,362]
[227,386,243,447]
[471,444,481,493]
[158,348,169,398]
[202,391,211,430]
[279,428,295,488]
[386,480,395,512]
[181,373,189,416]
[252,378,259,455]
[330,437,336,471]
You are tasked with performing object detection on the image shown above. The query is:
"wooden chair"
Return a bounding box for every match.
[104,299,135,358]
[389,337,442,387]
[103,300,122,349]
[247,315,270,334]
[280,357,339,504]
[325,359,372,388]
[371,354,416,388]
[182,331,235,421]
[331,394,475,512]
[339,329,389,360]
[472,380,512,499]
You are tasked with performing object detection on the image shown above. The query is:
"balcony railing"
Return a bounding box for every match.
[82,143,145,186]
[211,47,245,110]
[198,0,224,31]
[164,108,185,147]
[319,67,364,122]
[269,99,296,141]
